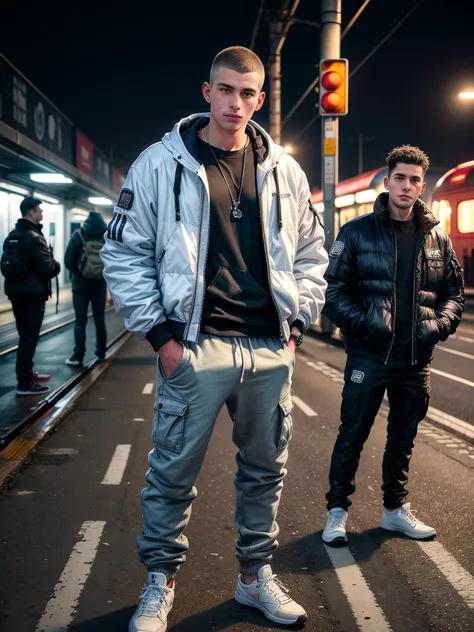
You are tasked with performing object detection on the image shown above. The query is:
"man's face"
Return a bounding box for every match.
[202,67,265,132]
[28,204,43,224]
[384,163,426,209]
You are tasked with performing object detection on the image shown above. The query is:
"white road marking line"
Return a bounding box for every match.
[35,521,106,631]
[292,395,318,416]
[459,336,474,343]
[101,445,131,485]
[142,382,154,395]
[133,417,146,421]
[437,346,474,360]
[431,368,474,388]
[417,540,474,610]
[324,545,392,631]
[306,359,474,442]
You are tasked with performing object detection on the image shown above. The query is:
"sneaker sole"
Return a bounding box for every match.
[234,592,307,626]
[381,523,436,540]
[16,390,50,396]
[322,533,348,546]
[65,361,82,367]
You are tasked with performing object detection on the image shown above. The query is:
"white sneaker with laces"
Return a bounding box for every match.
[381,503,436,539]
[322,507,348,545]
[129,572,174,632]
[234,564,307,626]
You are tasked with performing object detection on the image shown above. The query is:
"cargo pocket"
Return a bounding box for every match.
[277,393,293,451]
[340,389,360,426]
[153,396,189,454]
[418,387,431,422]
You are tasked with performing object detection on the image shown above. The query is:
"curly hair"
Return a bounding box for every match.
[386,145,430,176]
[210,46,265,88]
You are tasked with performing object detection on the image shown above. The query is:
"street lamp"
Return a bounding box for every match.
[284,145,294,154]
[458,91,474,100]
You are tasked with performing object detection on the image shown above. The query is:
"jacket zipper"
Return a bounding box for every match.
[184,176,210,340]
[411,233,428,364]
[385,225,398,364]
[257,167,284,339]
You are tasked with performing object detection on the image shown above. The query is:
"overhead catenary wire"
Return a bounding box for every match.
[289,0,425,143]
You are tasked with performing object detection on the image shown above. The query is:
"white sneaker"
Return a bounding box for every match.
[381,503,436,539]
[322,508,348,545]
[234,564,307,626]
[129,572,174,632]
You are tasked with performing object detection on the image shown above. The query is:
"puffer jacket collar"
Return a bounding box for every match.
[16,218,43,234]
[374,192,439,232]
[161,112,283,172]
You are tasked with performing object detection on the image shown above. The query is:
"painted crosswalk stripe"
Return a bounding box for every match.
[101,444,131,485]
[431,368,474,388]
[417,540,474,609]
[437,346,474,360]
[292,395,318,416]
[324,545,392,631]
[459,336,474,343]
[142,382,154,394]
[36,521,106,631]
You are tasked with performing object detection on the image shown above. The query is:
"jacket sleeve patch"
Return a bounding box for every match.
[107,213,127,242]
[117,188,134,210]
[329,240,345,256]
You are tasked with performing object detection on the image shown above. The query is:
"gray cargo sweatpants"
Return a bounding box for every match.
[137,334,295,577]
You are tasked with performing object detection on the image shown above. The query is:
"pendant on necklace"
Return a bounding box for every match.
[231,202,243,220]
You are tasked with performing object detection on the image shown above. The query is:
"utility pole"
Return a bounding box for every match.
[268,0,300,143]
[320,0,342,335]
[348,132,375,174]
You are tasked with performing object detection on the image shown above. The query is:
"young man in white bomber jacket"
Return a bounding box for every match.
[101,46,328,632]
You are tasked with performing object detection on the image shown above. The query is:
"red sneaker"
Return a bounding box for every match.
[33,371,51,382]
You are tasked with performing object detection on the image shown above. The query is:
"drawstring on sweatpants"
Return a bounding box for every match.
[236,338,257,383]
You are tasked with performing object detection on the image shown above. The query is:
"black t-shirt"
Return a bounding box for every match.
[391,217,418,360]
[197,135,280,337]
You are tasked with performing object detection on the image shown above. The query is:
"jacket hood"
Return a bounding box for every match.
[374,192,439,232]
[82,211,108,237]
[161,113,284,171]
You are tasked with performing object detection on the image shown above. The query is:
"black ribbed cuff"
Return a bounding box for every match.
[290,319,305,335]
[145,322,174,351]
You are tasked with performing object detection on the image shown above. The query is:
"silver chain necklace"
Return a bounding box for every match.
[204,130,248,220]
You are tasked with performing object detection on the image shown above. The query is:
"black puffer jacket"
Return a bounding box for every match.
[64,211,107,291]
[322,193,464,364]
[4,219,60,301]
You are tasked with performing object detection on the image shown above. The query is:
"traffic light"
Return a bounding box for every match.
[319,58,349,116]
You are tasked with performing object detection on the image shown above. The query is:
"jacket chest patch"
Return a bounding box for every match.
[425,248,442,259]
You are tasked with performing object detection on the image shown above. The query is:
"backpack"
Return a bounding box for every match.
[1,229,29,282]
[77,230,105,280]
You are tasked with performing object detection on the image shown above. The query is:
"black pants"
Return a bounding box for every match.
[73,289,107,359]
[326,354,431,511]
[12,299,46,388]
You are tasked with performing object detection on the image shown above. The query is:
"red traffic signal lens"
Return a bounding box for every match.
[321,71,342,91]
[321,92,342,112]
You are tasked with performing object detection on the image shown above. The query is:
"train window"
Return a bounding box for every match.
[340,207,357,225]
[432,200,452,234]
[457,200,474,233]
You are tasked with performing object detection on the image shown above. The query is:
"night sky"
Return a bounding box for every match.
[1,0,474,189]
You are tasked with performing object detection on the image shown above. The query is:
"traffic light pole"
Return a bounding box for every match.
[269,18,283,144]
[320,0,342,335]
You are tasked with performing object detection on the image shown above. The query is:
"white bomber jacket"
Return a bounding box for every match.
[101,113,328,348]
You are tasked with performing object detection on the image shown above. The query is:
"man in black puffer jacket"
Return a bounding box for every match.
[64,211,108,367]
[321,146,464,546]
[1,196,60,396]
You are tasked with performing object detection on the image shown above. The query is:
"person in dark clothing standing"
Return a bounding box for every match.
[64,211,108,366]
[321,145,464,546]
[1,196,60,396]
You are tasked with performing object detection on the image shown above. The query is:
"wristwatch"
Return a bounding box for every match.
[290,326,303,347]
